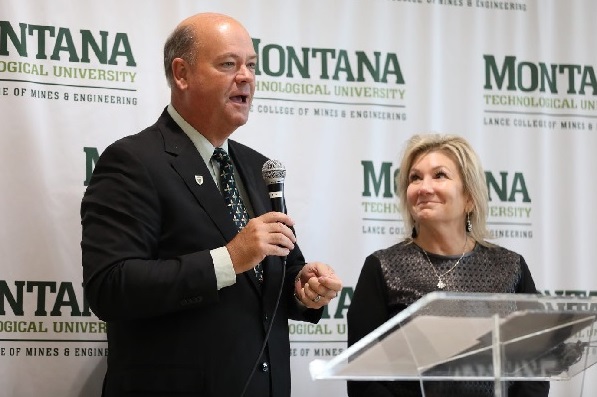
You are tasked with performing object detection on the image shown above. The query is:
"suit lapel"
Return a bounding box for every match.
[158,112,238,242]
[157,112,272,294]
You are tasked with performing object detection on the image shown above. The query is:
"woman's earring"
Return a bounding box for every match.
[411,226,418,238]
[466,213,472,233]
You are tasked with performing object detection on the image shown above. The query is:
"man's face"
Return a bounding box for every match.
[183,21,257,140]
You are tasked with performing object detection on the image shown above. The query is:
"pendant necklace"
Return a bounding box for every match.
[421,237,467,289]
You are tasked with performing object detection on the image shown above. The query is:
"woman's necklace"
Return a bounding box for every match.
[421,237,468,289]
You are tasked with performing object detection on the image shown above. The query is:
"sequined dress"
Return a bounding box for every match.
[346,241,550,397]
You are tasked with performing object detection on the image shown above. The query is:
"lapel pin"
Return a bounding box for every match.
[195,175,204,185]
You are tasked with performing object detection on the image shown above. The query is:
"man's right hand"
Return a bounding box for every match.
[226,212,296,274]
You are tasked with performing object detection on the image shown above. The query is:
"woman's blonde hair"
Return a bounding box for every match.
[396,134,491,245]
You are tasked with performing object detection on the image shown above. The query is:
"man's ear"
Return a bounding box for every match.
[171,58,189,90]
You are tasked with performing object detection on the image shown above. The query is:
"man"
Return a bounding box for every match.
[81,12,342,397]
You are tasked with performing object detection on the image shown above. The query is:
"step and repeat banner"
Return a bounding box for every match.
[1,0,596,396]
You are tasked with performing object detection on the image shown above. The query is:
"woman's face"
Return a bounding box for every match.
[406,150,471,231]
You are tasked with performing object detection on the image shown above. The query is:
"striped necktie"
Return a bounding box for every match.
[212,148,263,283]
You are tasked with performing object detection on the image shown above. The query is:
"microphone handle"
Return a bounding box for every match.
[267,182,285,213]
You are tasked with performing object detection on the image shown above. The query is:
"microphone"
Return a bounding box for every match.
[262,159,286,214]
[241,159,288,397]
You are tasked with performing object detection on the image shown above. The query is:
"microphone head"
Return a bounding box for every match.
[262,159,286,184]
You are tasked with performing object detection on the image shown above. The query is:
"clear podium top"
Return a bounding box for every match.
[310,292,597,382]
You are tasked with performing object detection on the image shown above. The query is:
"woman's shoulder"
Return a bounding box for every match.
[477,241,520,254]
[475,242,524,263]
[366,241,421,271]
[370,240,413,258]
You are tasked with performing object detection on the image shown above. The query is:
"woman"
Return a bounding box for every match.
[347,134,549,397]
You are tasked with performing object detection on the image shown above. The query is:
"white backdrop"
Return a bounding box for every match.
[1,0,596,396]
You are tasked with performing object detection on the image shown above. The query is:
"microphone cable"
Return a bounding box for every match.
[240,158,290,397]
[239,257,287,397]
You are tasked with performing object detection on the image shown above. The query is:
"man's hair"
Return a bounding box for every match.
[163,24,198,88]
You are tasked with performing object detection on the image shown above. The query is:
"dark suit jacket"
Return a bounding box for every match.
[81,108,322,397]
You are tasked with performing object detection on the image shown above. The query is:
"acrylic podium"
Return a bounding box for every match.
[309,292,597,397]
